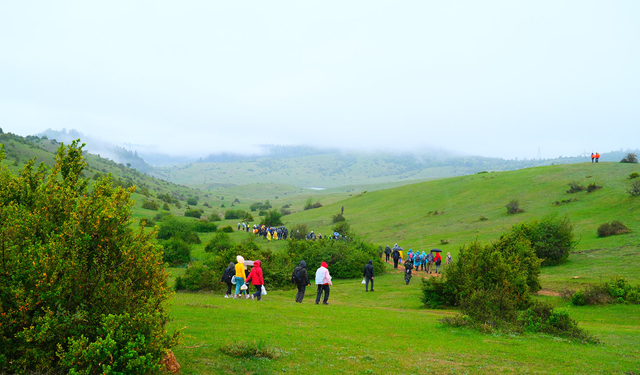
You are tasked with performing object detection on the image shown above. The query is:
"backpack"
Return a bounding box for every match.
[291,267,302,284]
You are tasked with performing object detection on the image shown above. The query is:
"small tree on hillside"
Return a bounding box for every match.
[620,152,638,163]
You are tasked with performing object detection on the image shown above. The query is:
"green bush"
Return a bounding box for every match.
[304,197,323,210]
[460,286,519,329]
[289,223,309,240]
[421,235,541,309]
[175,262,216,291]
[224,209,247,220]
[518,302,599,343]
[184,208,202,218]
[332,220,352,237]
[629,172,640,179]
[586,182,602,193]
[219,225,234,233]
[138,217,156,227]
[261,209,283,226]
[332,212,345,223]
[566,182,585,193]
[597,220,631,237]
[142,198,159,210]
[509,214,576,266]
[162,202,171,210]
[161,238,191,266]
[157,216,201,244]
[505,199,524,214]
[620,152,638,163]
[204,231,235,253]
[569,277,640,305]
[0,141,177,372]
[627,180,640,197]
[187,197,198,205]
[208,211,222,221]
[193,221,218,233]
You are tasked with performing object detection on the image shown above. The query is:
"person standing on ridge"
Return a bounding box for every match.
[591,152,595,163]
[315,262,332,305]
[595,152,600,163]
[363,259,375,292]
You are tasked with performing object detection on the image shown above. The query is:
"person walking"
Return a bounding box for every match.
[245,260,264,301]
[293,260,311,303]
[384,245,391,262]
[315,262,332,305]
[391,245,400,269]
[234,256,247,299]
[363,259,375,292]
[403,258,413,285]
[425,252,435,274]
[591,152,595,163]
[221,262,235,298]
[434,252,442,274]
[446,252,453,267]
[411,249,420,272]
[595,152,600,163]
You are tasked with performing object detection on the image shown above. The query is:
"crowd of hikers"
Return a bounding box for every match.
[245,224,289,241]
[305,230,349,241]
[220,242,453,303]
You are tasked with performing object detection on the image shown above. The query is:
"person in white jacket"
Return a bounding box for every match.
[315,262,332,305]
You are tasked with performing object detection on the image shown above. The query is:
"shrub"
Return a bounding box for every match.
[224,209,247,220]
[460,286,519,329]
[261,209,284,226]
[187,197,198,205]
[280,207,292,216]
[219,225,234,233]
[289,223,309,240]
[421,235,541,310]
[208,211,222,221]
[250,201,272,211]
[161,238,191,266]
[597,220,631,237]
[620,152,638,163]
[566,182,585,193]
[162,202,171,210]
[243,212,254,222]
[204,231,235,253]
[505,199,524,214]
[175,262,216,291]
[0,141,177,372]
[586,182,602,193]
[157,216,201,244]
[627,180,640,196]
[332,212,345,223]
[518,301,599,343]
[333,220,352,237]
[138,217,156,227]
[509,214,576,266]
[193,221,218,233]
[184,208,202,218]
[304,197,323,210]
[629,172,640,179]
[142,198,159,210]
[569,276,640,305]
[479,215,488,221]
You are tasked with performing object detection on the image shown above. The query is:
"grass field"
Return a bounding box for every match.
[164,162,640,374]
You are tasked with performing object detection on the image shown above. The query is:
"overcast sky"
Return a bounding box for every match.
[1,1,638,159]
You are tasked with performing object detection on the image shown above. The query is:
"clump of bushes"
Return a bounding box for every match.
[333,220,352,237]
[629,172,639,179]
[627,180,640,197]
[332,212,345,223]
[509,214,576,266]
[224,209,247,220]
[142,198,159,210]
[193,220,217,233]
[506,199,524,214]
[157,216,201,244]
[219,225,234,233]
[567,182,585,193]
[204,231,235,253]
[304,197,323,210]
[161,238,191,266]
[139,217,156,227]
[553,198,577,206]
[479,215,488,221]
[620,152,638,163]
[184,208,202,218]
[208,211,222,221]
[597,220,631,237]
[517,302,599,343]
[586,182,602,193]
[261,209,283,226]
[249,200,272,211]
[567,276,640,306]
[187,197,198,205]
[289,223,309,240]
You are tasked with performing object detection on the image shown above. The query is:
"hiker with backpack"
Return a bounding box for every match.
[245,260,265,301]
[221,262,235,298]
[425,252,435,273]
[434,252,442,274]
[411,249,421,272]
[384,245,391,262]
[292,260,311,303]
[315,262,332,305]
[446,252,453,267]
[403,258,413,285]
[363,259,375,292]
[391,244,401,269]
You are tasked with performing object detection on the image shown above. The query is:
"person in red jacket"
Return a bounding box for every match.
[590,153,595,163]
[245,260,264,301]
[595,152,600,163]
[434,252,442,274]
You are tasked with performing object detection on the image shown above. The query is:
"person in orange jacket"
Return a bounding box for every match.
[591,153,595,163]
[595,152,600,163]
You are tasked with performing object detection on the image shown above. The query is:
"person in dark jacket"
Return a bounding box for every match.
[404,258,413,285]
[221,262,235,298]
[293,260,311,303]
[384,245,391,262]
[363,259,375,292]
[391,245,400,269]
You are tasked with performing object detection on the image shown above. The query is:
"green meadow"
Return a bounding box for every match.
[165,162,640,374]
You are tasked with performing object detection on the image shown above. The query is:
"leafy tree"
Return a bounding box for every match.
[187,197,198,205]
[161,238,191,266]
[157,216,201,244]
[509,214,576,266]
[224,209,246,220]
[620,152,638,163]
[260,209,283,227]
[184,208,202,218]
[142,198,159,210]
[0,141,178,373]
[204,231,235,253]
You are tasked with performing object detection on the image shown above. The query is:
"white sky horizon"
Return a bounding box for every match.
[2,1,638,160]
